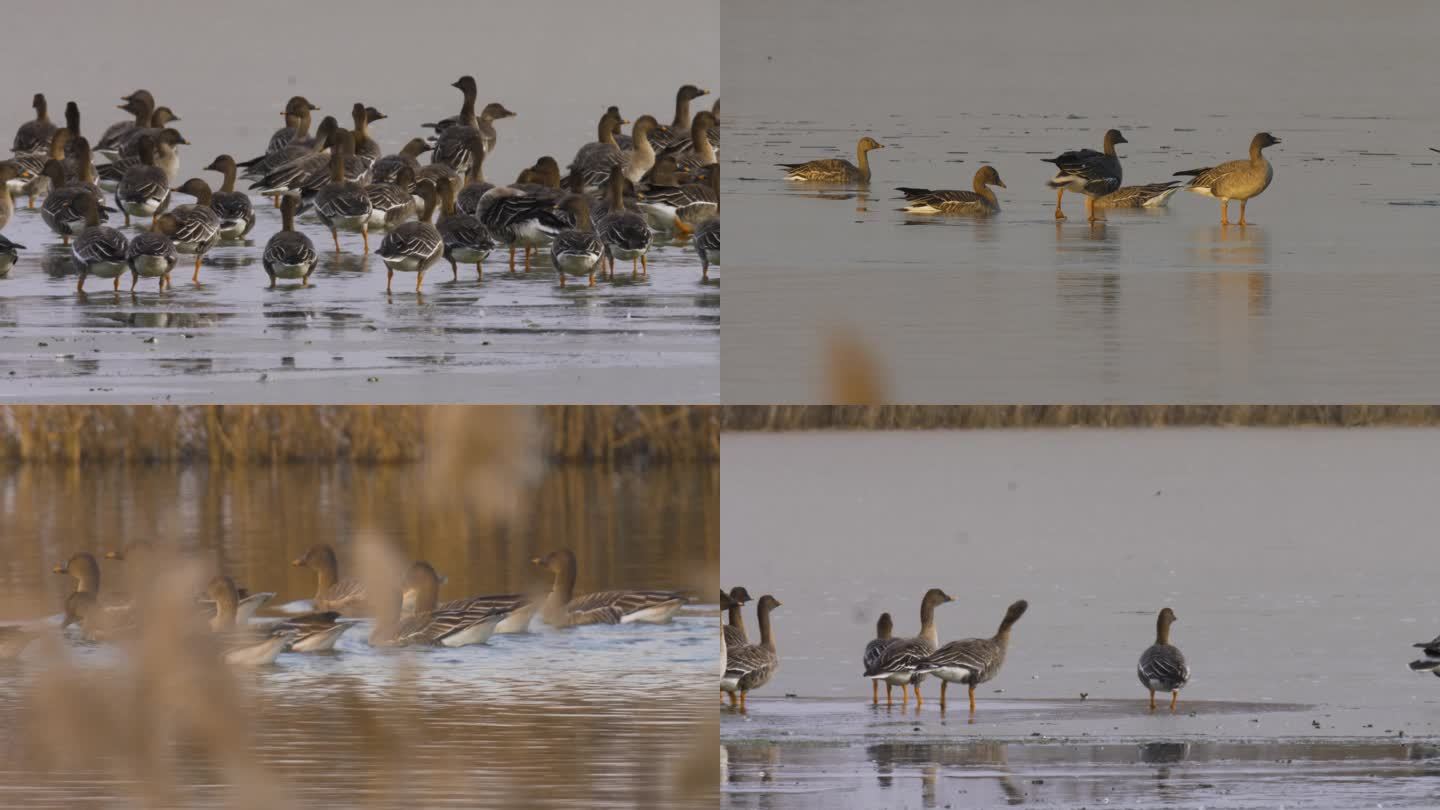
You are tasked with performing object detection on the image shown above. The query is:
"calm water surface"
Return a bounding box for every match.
[721,429,1440,806]
[723,0,1440,402]
[0,460,719,807]
[0,0,720,403]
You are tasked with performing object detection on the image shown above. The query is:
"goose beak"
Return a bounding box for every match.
[309,103,321,111]
[996,180,1007,189]
[52,564,65,574]
[290,557,305,567]
[530,557,544,566]
[104,550,122,560]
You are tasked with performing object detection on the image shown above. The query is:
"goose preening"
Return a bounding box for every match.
[1175,132,1280,226]
[1138,607,1190,712]
[914,599,1028,713]
[779,136,884,184]
[722,594,781,711]
[862,588,955,706]
[1044,129,1127,222]
[897,166,1006,215]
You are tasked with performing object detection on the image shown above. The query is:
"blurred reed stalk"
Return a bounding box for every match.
[0,405,717,464]
[722,405,1440,431]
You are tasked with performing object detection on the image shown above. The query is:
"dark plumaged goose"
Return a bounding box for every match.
[577,116,662,188]
[53,552,134,640]
[262,196,318,287]
[863,588,954,706]
[0,232,24,277]
[204,576,294,666]
[351,102,386,167]
[313,132,374,252]
[266,96,321,154]
[532,549,688,626]
[1044,128,1127,222]
[1137,607,1190,711]
[376,179,443,292]
[204,155,255,238]
[16,130,71,207]
[126,228,178,290]
[368,572,504,649]
[721,594,781,711]
[476,177,570,273]
[596,165,652,278]
[1410,634,1440,677]
[430,76,485,174]
[425,98,516,156]
[12,93,56,154]
[365,164,418,230]
[435,175,495,281]
[863,612,898,705]
[695,216,719,281]
[637,157,716,234]
[370,138,432,187]
[639,84,712,152]
[402,560,534,635]
[58,102,82,159]
[1175,132,1280,226]
[239,115,338,183]
[780,136,884,183]
[96,91,150,154]
[209,574,355,655]
[914,599,1028,712]
[98,128,188,189]
[723,586,752,648]
[102,106,182,163]
[548,194,605,288]
[898,165,1006,216]
[159,178,222,282]
[70,195,129,292]
[114,135,172,226]
[41,159,112,244]
[252,126,366,199]
[663,111,720,175]
[571,109,627,178]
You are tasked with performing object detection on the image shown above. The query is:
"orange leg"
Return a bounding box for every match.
[914,683,923,707]
[558,271,567,289]
[112,276,120,291]
[386,267,394,292]
[1220,200,1229,226]
[450,259,458,281]
[192,255,202,282]
[631,256,638,277]
[872,680,878,705]
[524,246,532,272]
[415,270,425,292]
[739,691,747,713]
[886,683,893,705]
[587,271,595,287]
[123,212,131,227]
[1085,196,1098,223]
[940,681,948,708]
[130,273,138,291]
[900,683,909,705]
[968,685,976,713]
[641,253,647,276]
[331,229,341,252]
[476,260,483,281]
[76,273,86,292]
[62,235,69,246]
[508,246,516,272]
[1148,689,1156,712]
[1170,691,1179,712]
[1054,188,1066,220]
[362,226,370,254]
[1238,199,1252,226]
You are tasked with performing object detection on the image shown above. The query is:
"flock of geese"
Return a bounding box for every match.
[720,587,1192,714]
[779,130,1279,225]
[0,545,690,666]
[0,81,720,292]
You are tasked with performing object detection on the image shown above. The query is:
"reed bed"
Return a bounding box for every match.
[0,405,717,464]
[723,405,1440,432]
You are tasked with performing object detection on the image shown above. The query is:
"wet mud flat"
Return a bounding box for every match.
[723,698,1440,808]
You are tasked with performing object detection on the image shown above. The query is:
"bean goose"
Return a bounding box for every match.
[1138,607,1190,712]
[13,93,56,154]
[265,96,322,154]
[159,178,222,282]
[780,136,884,183]
[723,586,753,648]
[313,133,374,253]
[126,228,178,291]
[532,549,688,626]
[1175,132,1280,226]
[596,165,652,277]
[369,566,504,648]
[0,233,24,277]
[292,544,369,615]
[70,195,129,292]
[1409,634,1440,677]
[262,196,319,287]
[53,552,134,639]
[696,217,719,281]
[863,612,898,705]
[548,194,605,288]
[401,561,529,635]
[914,599,1029,712]
[113,135,171,226]
[208,575,351,658]
[376,179,443,292]
[1044,129,1127,222]
[721,594,781,711]
[370,138,433,187]
[1095,181,1182,209]
[863,588,955,706]
[97,128,187,189]
[435,175,495,281]
[898,165,1006,215]
[204,155,255,238]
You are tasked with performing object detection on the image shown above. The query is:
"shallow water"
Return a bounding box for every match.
[0,459,719,807]
[723,0,1440,402]
[0,0,719,403]
[721,428,1440,805]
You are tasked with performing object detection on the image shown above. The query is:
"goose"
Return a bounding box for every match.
[264,96,322,154]
[430,76,485,174]
[292,544,369,615]
[103,544,275,624]
[313,133,374,252]
[126,227,178,291]
[52,552,134,638]
[0,162,24,231]
[435,175,495,281]
[695,217,719,281]
[94,90,154,155]
[0,233,23,277]
[531,549,688,626]
[369,138,433,187]
[1044,129,1127,221]
[780,136,884,183]
[40,159,111,245]
[401,561,531,635]
[351,103,386,167]
[570,109,628,178]
[663,111,720,175]
[102,106,183,163]
[113,135,171,226]
[898,166,1006,215]
[364,164,418,230]
[723,586,752,648]
[913,599,1029,712]
[863,612,898,705]
[367,566,503,648]
[262,196,319,287]
[577,116,663,187]
[204,576,294,667]
[16,130,72,208]
[97,128,187,189]
[649,85,713,152]
[204,155,255,238]
[207,575,353,654]
[721,594,781,711]
[238,115,339,185]
[70,195,129,292]
[250,125,366,201]
[1175,132,1280,226]
[1095,181,1182,209]
[863,588,954,706]
[1410,634,1440,676]
[595,165,652,278]
[159,178,222,282]
[376,179,443,292]
[1138,607,1190,712]
[476,174,571,273]
[548,194,606,288]
[12,93,56,154]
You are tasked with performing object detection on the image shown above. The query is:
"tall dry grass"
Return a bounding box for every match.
[0,405,718,463]
[723,405,1440,431]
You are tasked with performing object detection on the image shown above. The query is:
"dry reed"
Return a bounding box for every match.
[0,405,718,464]
[722,405,1440,432]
